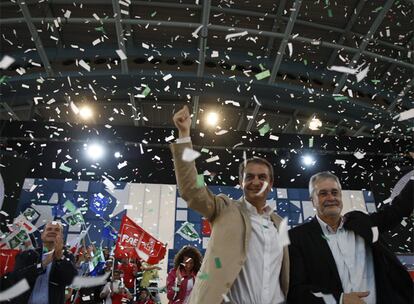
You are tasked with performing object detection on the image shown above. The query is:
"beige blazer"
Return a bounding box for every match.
[171,142,289,304]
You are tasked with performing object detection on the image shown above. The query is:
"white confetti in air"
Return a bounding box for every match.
[192,25,203,38]
[0,279,30,301]
[116,49,127,60]
[255,181,269,196]
[206,155,219,163]
[356,64,369,82]
[394,108,414,121]
[182,147,201,162]
[117,161,127,169]
[165,135,175,142]
[0,55,15,70]
[278,217,290,247]
[253,95,261,106]
[269,134,279,141]
[371,226,379,243]
[225,31,248,40]
[312,292,336,304]
[353,151,366,159]
[70,101,79,114]
[163,74,172,81]
[78,60,91,72]
[334,159,346,166]
[71,272,110,289]
[288,43,293,57]
[328,65,358,74]
[215,130,228,135]
[224,100,240,107]
[64,10,71,18]
[103,176,115,191]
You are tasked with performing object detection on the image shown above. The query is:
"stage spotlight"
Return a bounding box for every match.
[206,112,219,126]
[114,151,122,158]
[86,143,104,160]
[309,117,322,130]
[79,106,93,120]
[302,155,315,166]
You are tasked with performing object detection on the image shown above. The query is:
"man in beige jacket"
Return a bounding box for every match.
[170,105,289,304]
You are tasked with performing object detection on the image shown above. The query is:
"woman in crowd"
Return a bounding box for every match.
[166,246,203,304]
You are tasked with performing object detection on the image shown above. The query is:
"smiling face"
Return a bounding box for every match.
[312,178,343,222]
[41,222,63,244]
[240,162,273,204]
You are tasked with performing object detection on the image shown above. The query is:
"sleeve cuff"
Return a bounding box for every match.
[176,137,191,144]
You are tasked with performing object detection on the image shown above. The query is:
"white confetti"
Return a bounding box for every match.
[78,60,91,72]
[328,65,358,74]
[269,134,279,141]
[224,100,240,107]
[0,279,30,301]
[163,74,172,81]
[192,25,203,38]
[353,151,366,159]
[215,130,228,135]
[165,135,175,142]
[182,147,201,162]
[206,155,219,163]
[71,272,110,289]
[371,226,379,243]
[117,161,127,169]
[116,49,127,60]
[0,55,15,69]
[356,64,369,82]
[288,42,293,57]
[394,108,414,121]
[225,31,248,40]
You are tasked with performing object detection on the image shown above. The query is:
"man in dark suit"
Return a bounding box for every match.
[288,171,413,304]
[7,220,77,303]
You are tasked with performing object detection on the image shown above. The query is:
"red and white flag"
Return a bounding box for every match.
[114,215,166,265]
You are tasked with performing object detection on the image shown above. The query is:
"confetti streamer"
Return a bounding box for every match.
[225,31,248,40]
[182,147,201,162]
[255,181,269,196]
[371,226,379,243]
[328,66,358,74]
[0,279,30,301]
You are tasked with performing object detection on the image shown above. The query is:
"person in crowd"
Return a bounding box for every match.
[8,220,78,304]
[170,105,289,303]
[100,269,133,304]
[288,171,414,304]
[135,288,155,304]
[117,257,140,294]
[166,246,202,304]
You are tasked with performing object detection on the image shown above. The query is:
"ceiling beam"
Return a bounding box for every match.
[326,0,368,67]
[1,17,413,70]
[246,0,302,132]
[1,103,20,120]
[112,0,128,74]
[333,0,395,94]
[265,0,287,55]
[17,0,54,77]
[282,109,299,133]
[191,0,211,129]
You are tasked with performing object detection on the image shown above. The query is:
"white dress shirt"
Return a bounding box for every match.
[228,201,285,304]
[316,215,376,304]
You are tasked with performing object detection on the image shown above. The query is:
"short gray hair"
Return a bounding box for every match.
[309,171,342,197]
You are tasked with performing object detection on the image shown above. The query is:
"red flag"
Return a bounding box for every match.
[114,215,166,265]
[202,218,211,236]
[0,249,20,276]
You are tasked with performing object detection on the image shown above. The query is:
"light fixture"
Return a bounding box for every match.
[79,106,93,120]
[86,143,104,160]
[114,151,122,158]
[309,117,322,130]
[302,155,315,166]
[206,112,219,126]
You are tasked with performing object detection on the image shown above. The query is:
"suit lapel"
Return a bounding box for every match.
[308,217,343,289]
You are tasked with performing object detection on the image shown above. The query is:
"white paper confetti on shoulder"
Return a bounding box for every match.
[182,147,201,162]
[0,279,30,301]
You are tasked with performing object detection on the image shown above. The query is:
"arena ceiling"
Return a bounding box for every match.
[0,0,413,139]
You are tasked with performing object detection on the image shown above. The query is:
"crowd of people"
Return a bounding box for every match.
[0,106,413,304]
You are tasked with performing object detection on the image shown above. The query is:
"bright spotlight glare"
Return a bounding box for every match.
[87,144,104,160]
[206,112,219,126]
[79,106,93,120]
[114,151,121,158]
[309,117,322,130]
[302,155,315,166]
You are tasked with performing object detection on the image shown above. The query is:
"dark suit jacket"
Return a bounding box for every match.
[7,247,78,304]
[288,180,414,304]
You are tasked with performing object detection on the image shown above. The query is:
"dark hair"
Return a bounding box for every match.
[238,157,274,182]
[173,245,203,273]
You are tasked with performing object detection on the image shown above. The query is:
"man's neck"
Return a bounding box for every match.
[246,199,266,214]
[318,215,342,232]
